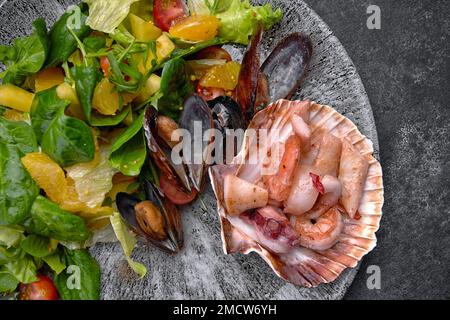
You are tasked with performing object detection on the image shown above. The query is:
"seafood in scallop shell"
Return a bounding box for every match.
[209,99,384,287]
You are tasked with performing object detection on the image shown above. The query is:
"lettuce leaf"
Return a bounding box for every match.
[85,0,139,33]
[4,255,38,284]
[65,146,118,209]
[215,0,282,44]
[110,212,147,278]
[0,226,24,248]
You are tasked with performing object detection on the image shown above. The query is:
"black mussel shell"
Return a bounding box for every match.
[116,180,184,254]
[234,25,263,122]
[179,94,214,191]
[143,106,191,191]
[261,33,313,103]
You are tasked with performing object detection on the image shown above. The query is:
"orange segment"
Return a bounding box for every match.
[199,61,241,90]
[21,153,68,204]
[169,15,220,42]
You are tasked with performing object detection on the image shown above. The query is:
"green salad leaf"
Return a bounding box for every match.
[65,146,118,208]
[30,86,71,142]
[90,106,131,127]
[0,18,49,85]
[55,248,100,300]
[41,106,96,167]
[42,250,66,275]
[20,234,55,258]
[71,64,103,122]
[159,58,194,119]
[110,211,147,278]
[4,255,38,284]
[0,269,19,293]
[46,5,91,67]
[0,142,39,226]
[109,111,147,176]
[187,0,282,44]
[22,196,91,242]
[0,117,38,155]
[0,226,24,248]
[85,0,139,34]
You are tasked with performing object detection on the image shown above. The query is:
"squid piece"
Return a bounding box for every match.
[241,206,299,254]
[291,114,311,153]
[263,134,301,202]
[294,206,344,251]
[304,175,342,220]
[284,165,320,216]
[312,134,342,176]
[224,175,268,216]
[338,139,369,218]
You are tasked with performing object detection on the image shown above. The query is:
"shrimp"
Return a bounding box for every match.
[241,206,299,254]
[312,133,342,176]
[304,175,342,220]
[338,138,369,218]
[263,135,301,202]
[293,206,343,251]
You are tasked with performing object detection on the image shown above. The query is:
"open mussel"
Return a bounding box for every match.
[208,96,246,162]
[178,94,214,191]
[261,33,313,102]
[143,106,191,191]
[116,180,183,254]
[235,30,313,120]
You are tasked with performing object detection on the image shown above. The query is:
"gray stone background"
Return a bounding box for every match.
[305,0,449,299]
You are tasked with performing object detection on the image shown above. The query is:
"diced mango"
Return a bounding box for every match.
[129,13,162,42]
[35,67,65,92]
[56,83,86,121]
[0,84,34,112]
[156,34,175,62]
[135,74,161,104]
[92,78,120,116]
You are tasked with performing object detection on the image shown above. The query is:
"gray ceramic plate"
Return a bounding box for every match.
[0,0,379,299]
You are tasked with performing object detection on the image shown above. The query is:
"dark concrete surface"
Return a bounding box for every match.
[305,0,450,299]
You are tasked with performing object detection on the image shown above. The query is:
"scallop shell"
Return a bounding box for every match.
[209,100,384,287]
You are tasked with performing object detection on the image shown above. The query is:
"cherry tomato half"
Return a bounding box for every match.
[100,56,110,77]
[18,275,59,300]
[153,0,186,32]
[194,46,232,62]
[196,82,226,101]
[159,175,198,205]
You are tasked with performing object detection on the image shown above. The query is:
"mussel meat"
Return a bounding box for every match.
[116,180,183,254]
[178,94,214,191]
[143,106,191,191]
[261,33,313,102]
[208,96,246,162]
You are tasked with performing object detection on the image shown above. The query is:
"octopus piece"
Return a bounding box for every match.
[241,206,299,254]
[304,175,342,220]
